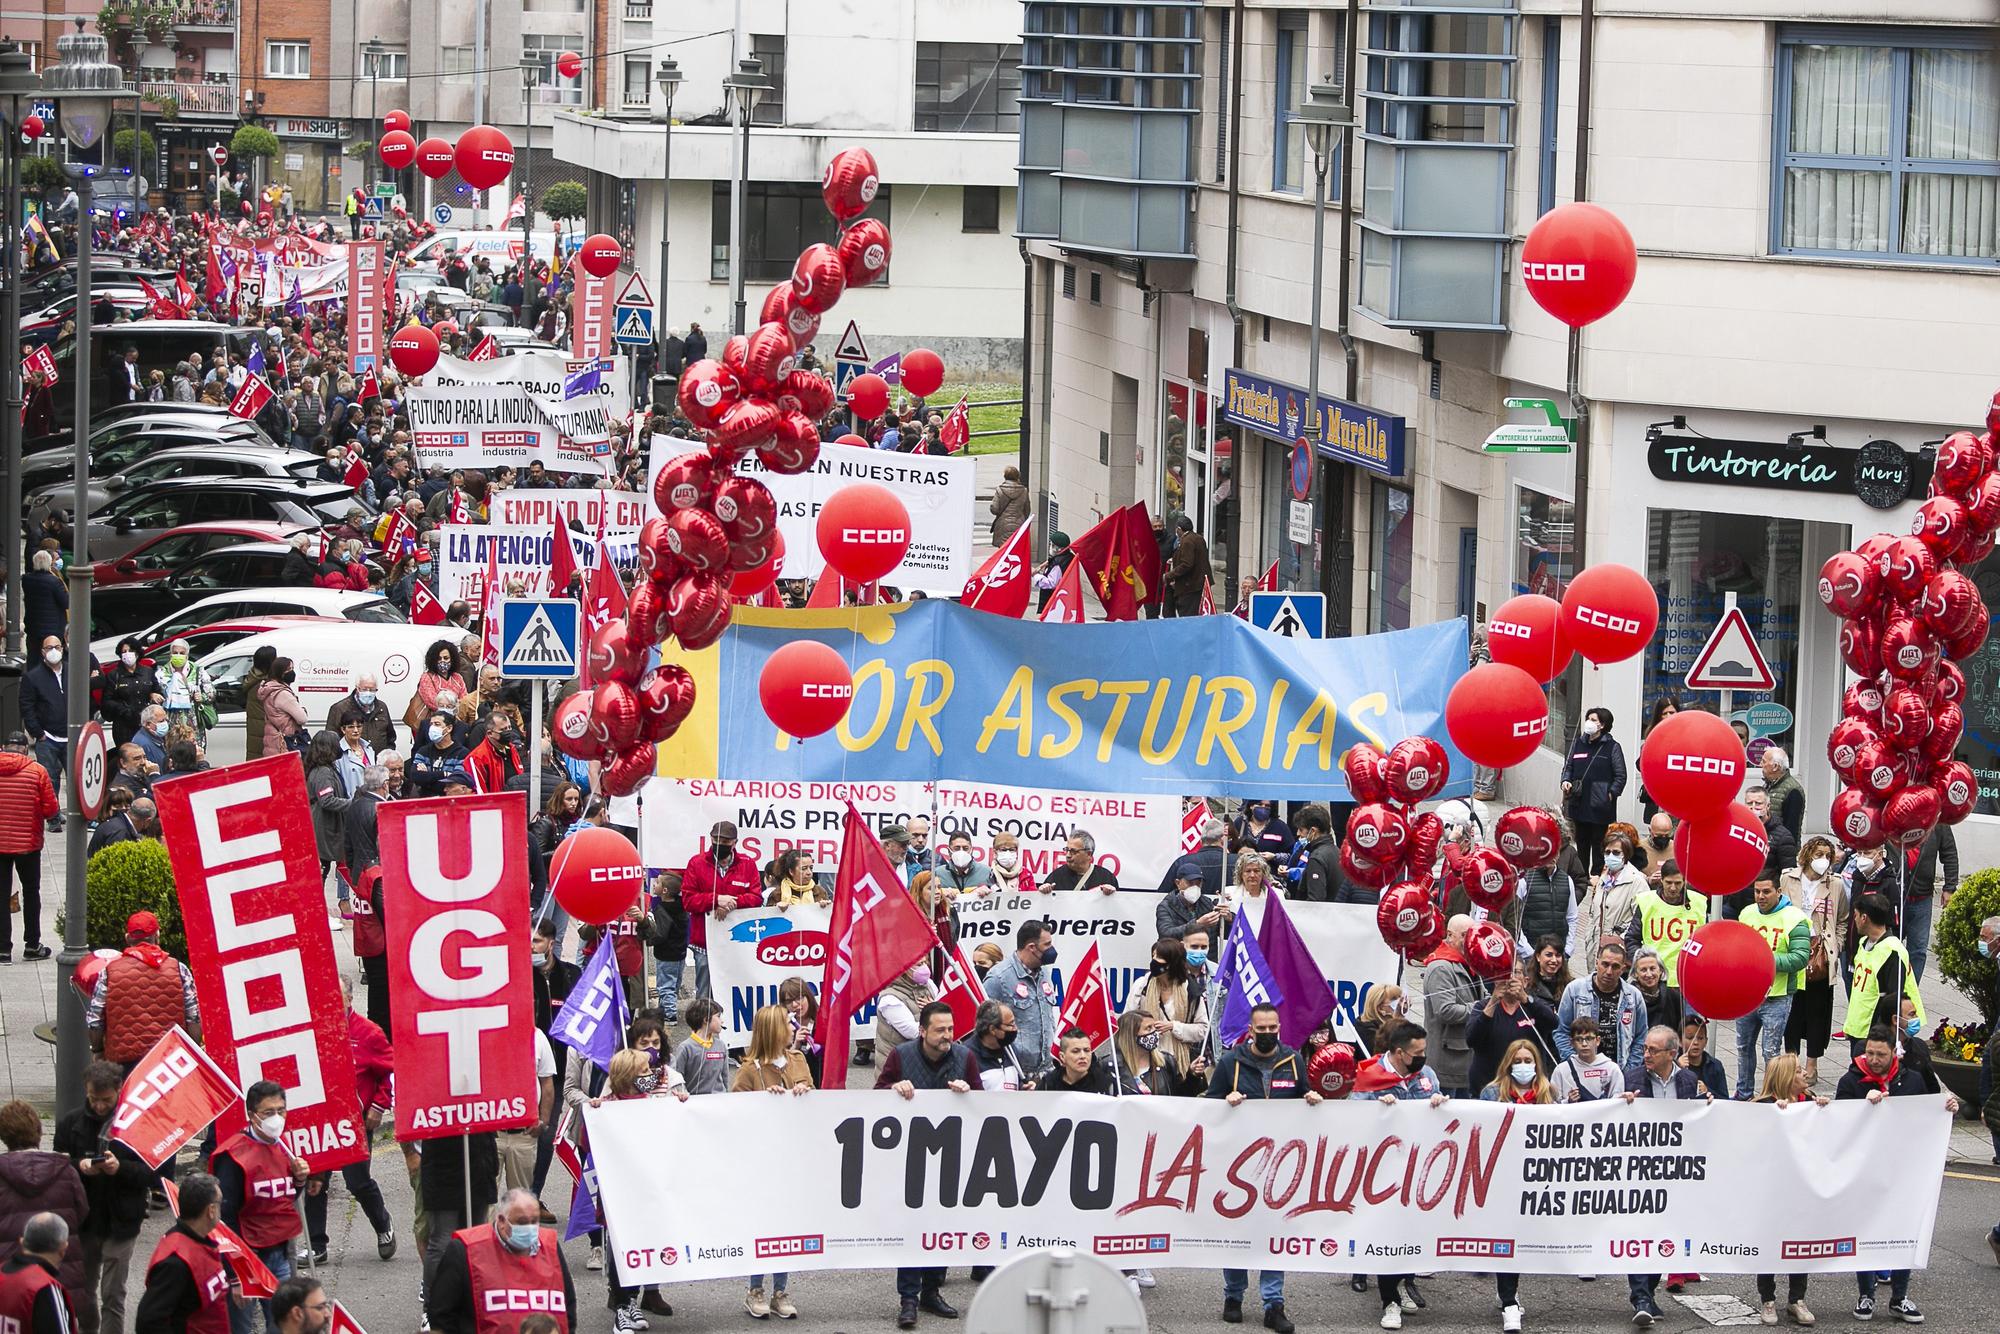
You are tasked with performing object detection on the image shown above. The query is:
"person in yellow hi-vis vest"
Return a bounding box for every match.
[1844,892,1922,1062]
[1621,860,1708,986]
[1734,872,1812,1098]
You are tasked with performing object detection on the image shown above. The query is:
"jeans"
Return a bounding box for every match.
[421,1208,466,1304]
[1757,1274,1808,1303]
[1627,1274,1658,1308]
[34,738,62,793]
[0,851,43,952]
[1904,894,1934,983]
[302,1128,392,1250]
[1734,995,1792,1099]
[690,945,712,1001]
[230,1245,292,1334]
[1222,1270,1284,1309]
[895,1268,944,1300]
[750,1274,788,1292]
[1857,1270,1908,1303]
[655,958,684,1019]
[531,1124,556,1198]
[80,1231,137,1334]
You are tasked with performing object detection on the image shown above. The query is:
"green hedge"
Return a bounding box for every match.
[68,840,186,957]
[1937,865,2000,1032]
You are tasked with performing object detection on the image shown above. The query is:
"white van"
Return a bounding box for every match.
[403,230,557,270]
[199,622,465,765]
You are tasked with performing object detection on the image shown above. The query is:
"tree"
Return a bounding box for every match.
[540,179,587,222]
[230,124,281,160]
[21,155,63,196]
[113,128,156,174]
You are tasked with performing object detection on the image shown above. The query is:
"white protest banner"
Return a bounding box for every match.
[437,523,605,604]
[637,778,1183,889]
[704,896,1393,1048]
[491,488,648,535]
[649,434,974,591]
[409,352,631,472]
[587,1091,1949,1285]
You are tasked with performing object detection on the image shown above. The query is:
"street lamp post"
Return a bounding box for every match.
[1295,80,1352,596]
[42,25,130,1121]
[363,39,384,195]
[653,57,679,370]
[519,58,536,263]
[0,46,39,663]
[720,56,766,338]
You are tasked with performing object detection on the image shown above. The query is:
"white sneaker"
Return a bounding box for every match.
[1400,1294,1419,1313]
[587,1246,603,1271]
[1381,1304,1403,1331]
[1127,1277,1142,1297]
[1502,1305,1523,1333]
[1134,1268,1157,1289]
[612,1306,640,1333]
[329,915,345,931]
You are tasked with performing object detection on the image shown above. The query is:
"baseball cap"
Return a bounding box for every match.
[1170,856,1204,884]
[710,820,738,841]
[126,911,160,936]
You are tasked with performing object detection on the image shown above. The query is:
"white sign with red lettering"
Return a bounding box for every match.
[491,488,648,535]
[573,271,614,360]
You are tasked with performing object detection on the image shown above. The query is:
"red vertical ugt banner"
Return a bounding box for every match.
[153,756,364,1172]
[346,238,385,374]
[379,791,539,1139]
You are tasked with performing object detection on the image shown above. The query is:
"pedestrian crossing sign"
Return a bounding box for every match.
[362,196,384,219]
[1248,591,1327,640]
[500,599,580,678]
[614,304,654,346]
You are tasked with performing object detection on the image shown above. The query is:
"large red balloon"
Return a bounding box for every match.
[454,124,515,189]
[550,691,602,761]
[1521,202,1638,328]
[587,619,643,685]
[1938,761,1978,823]
[388,324,439,377]
[1463,920,1517,981]
[1342,746,1388,803]
[1882,786,1940,847]
[378,130,416,171]
[1494,806,1560,870]
[415,137,455,179]
[1444,662,1548,768]
[837,218,892,288]
[590,680,642,750]
[1559,564,1658,664]
[1344,803,1409,864]
[714,475,778,542]
[664,507,729,573]
[1376,883,1439,958]
[556,50,582,80]
[1919,570,1983,639]
[790,243,846,315]
[1308,1043,1357,1098]
[761,284,821,348]
[845,373,890,420]
[1462,848,1517,915]
[821,146,880,221]
[816,483,911,583]
[759,641,854,738]
[578,233,622,279]
[1672,801,1767,898]
[382,110,411,135]
[676,360,741,430]
[1677,921,1778,1022]
[1826,717,1879,779]
[666,572,731,650]
[758,415,822,475]
[636,664,697,741]
[1486,593,1573,683]
[549,827,645,925]
[1384,737,1449,804]
[600,743,657,799]
[1877,535,1936,601]
[900,348,944,398]
[1829,786,1885,846]
[1816,551,1881,618]
[19,113,43,141]
[729,531,787,598]
[1638,710,1745,819]
[779,369,835,421]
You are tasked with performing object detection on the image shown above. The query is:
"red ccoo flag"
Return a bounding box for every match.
[1049,940,1115,1057]
[409,579,446,625]
[343,452,369,489]
[467,333,500,362]
[227,373,273,421]
[936,939,987,1039]
[163,1180,279,1298]
[108,1024,241,1168]
[1038,556,1085,624]
[1180,801,1207,856]
[814,804,937,1088]
[1198,577,1215,616]
[959,523,1030,619]
[939,393,970,453]
[357,369,381,401]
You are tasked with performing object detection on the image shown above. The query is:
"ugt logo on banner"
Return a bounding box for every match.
[380,791,539,1138]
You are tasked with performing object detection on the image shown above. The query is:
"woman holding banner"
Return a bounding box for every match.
[987,834,1039,895]
[1751,1054,1825,1326]
[1479,1042,1552,1332]
[732,1006,813,1319]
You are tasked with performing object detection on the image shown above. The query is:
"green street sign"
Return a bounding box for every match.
[1484,396,1575,454]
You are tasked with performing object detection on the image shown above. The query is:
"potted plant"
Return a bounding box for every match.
[141,3,170,41]
[1931,867,2000,1117]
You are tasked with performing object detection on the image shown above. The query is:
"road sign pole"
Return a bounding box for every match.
[529,681,544,826]
[1719,590,1735,734]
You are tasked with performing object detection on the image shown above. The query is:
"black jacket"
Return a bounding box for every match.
[134,1223,220,1334]
[1834,1058,1932,1101]
[1296,834,1345,904]
[53,1105,151,1240]
[21,570,68,648]
[681,329,708,363]
[19,662,65,743]
[1033,1057,1118,1095]
[1912,827,1959,899]
[344,790,384,873]
[650,873,689,962]
[1561,733,1627,824]
[418,1132,499,1216]
[100,664,159,745]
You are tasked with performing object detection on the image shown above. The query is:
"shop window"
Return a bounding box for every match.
[1643,510,1805,748]
[1512,485,1575,747]
[1371,482,1412,632]
[1951,547,2000,814]
[1774,27,1999,263]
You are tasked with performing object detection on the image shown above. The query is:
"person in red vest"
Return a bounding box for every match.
[211,1084,313,1334]
[87,912,200,1067]
[0,1213,77,1334]
[134,1174,233,1334]
[426,1188,575,1334]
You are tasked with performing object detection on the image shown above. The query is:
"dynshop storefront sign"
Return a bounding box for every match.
[1646,434,1932,510]
[1222,368,1406,479]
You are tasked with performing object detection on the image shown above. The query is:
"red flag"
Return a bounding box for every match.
[1100,513,1143,621]
[467,333,500,362]
[959,523,1030,618]
[549,521,579,598]
[936,939,987,1039]
[108,1024,241,1169]
[1066,508,1121,601]
[449,489,471,525]
[814,804,938,1089]
[175,269,195,311]
[343,453,369,489]
[135,274,164,304]
[1262,559,1279,592]
[1235,560,1279,620]
[1180,801,1206,857]
[227,374,274,420]
[1049,940,1114,1057]
[479,542,503,669]
[332,1303,371,1334]
[1198,577,1215,615]
[410,579,446,625]
[1122,501,1164,611]
[163,1180,280,1299]
[380,509,418,558]
[205,247,225,303]
[357,369,381,401]
[1038,557,1086,624]
[939,394,970,453]
[804,571,849,609]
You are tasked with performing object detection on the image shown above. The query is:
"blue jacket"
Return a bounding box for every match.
[1204,1042,1310,1100]
[21,570,67,645]
[1553,976,1647,1067]
[18,662,65,744]
[1623,1062,1704,1100]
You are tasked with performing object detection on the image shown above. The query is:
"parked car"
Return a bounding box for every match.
[199,621,450,761]
[90,587,406,658]
[91,520,311,587]
[85,477,355,560]
[89,541,388,639]
[20,413,276,502]
[27,443,323,534]
[112,613,341,666]
[20,285,152,349]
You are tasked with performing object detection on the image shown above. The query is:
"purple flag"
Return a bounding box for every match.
[1256,893,1335,1050]
[549,932,626,1071]
[563,1147,600,1242]
[1215,918,1283,1048]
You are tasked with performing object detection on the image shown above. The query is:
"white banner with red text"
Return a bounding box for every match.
[154,756,366,1172]
[437,523,621,605]
[587,1091,1948,1284]
[636,779,1183,890]
[380,791,541,1139]
[704,896,1395,1049]
[408,352,631,471]
[491,488,649,536]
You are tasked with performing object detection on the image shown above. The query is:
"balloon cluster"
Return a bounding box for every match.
[1814,401,2000,848]
[374,116,516,191]
[1446,565,1660,769]
[1637,710,1765,900]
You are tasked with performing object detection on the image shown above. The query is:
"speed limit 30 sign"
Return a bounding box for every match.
[72,721,110,821]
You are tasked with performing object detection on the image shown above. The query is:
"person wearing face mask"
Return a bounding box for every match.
[1349,1022,1440,1330]
[155,640,212,744]
[1466,959,1557,1090]
[1475,1041,1551,1331]
[426,1189,575,1334]
[1560,707,1625,877]
[255,662,307,759]
[1420,913,1482,1097]
[968,1000,1027,1092]
[462,715,524,794]
[1843,893,1922,1062]
[100,639,162,747]
[409,710,471,799]
[934,832,992,899]
[679,822,765,1004]
[1569,832,1642,962]
[18,638,67,821]
[982,921,1060,1082]
[1128,937,1211,1086]
[134,1174,232,1334]
[874,964,941,1056]
[1780,837,1844,1085]
[986,834,1038,894]
[212,1083,313,1334]
[412,641,464,725]
[1157,858,1225,941]
[326,673,397,754]
[1643,810,1676,863]
[1231,801,1294,872]
[131,706,170,770]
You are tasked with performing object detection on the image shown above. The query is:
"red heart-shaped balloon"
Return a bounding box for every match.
[837,217,892,288]
[778,370,835,421]
[591,680,642,750]
[664,507,729,573]
[627,576,671,644]
[550,690,603,761]
[740,322,797,394]
[790,243,847,315]
[601,743,657,798]
[757,414,821,474]
[588,618,643,685]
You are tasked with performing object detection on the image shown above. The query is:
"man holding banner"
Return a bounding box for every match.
[211,1084,310,1334]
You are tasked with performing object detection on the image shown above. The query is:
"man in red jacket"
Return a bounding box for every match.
[0,731,60,964]
[299,978,396,1267]
[677,821,763,1004]
[88,911,201,1066]
[211,1084,313,1334]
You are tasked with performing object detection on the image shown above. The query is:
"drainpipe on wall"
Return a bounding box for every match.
[1328,0,1361,639]
[1221,0,1246,609]
[1568,0,1595,569]
[1019,238,1037,559]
